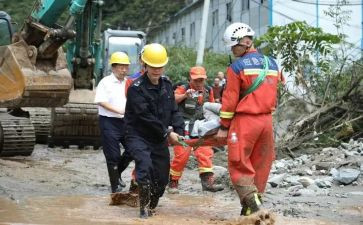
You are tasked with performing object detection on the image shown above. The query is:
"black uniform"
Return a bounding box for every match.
[124,73,184,214]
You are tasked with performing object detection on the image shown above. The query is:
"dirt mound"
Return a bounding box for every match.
[109,192,138,207]
[225,210,275,225]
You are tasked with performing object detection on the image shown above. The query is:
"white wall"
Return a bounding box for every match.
[273,0,362,59]
[151,0,269,53]
[151,0,362,57]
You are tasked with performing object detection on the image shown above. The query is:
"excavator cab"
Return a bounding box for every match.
[100,29,146,83]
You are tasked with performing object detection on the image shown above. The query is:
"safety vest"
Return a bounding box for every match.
[179,84,211,121]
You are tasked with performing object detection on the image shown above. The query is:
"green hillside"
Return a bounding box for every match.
[0,0,185,35]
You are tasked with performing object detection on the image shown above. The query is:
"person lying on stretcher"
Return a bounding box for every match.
[177,102,226,147]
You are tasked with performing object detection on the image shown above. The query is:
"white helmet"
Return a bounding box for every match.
[223,23,255,47]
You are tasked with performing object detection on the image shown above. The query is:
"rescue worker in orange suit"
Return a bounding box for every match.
[216,23,283,216]
[124,43,184,218]
[95,52,133,194]
[168,66,224,193]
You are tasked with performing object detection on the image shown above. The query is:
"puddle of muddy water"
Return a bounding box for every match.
[0,194,344,225]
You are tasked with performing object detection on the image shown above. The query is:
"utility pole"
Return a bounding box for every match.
[268,0,273,26]
[196,0,210,66]
[316,0,319,28]
[315,0,319,73]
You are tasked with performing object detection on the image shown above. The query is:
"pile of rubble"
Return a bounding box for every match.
[267,139,363,197]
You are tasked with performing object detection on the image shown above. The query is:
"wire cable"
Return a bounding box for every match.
[291,0,362,6]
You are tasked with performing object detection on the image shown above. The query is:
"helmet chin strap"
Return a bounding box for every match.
[235,43,251,56]
[235,39,253,56]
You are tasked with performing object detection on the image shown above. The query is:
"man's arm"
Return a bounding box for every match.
[98,102,124,115]
[170,90,185,136]
[216,68,241,141]
[208,88,215,103]
[95,79,125,116]
[175,93,187,103]
[219,67,242,129]
[94,79,107,104]
[175,86,193,104]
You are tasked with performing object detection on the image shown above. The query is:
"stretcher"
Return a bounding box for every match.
[176,134,227,148]
[175,117,227,149]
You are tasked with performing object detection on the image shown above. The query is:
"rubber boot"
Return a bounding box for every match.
[118,177,126,188]
[234,185,261,216]
[129,179,139,194]
[149,191,160,216]
[139,184,151,219]
[167,176,179,194]
[149,194,159,210]
[106,164,123,193]
[200,172,224,192]
[244,192,261,214]
[118,152,133,188]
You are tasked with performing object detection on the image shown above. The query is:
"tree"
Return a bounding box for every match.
[255,21,341,104]
[1,0,186,37]
[102,0,185,36]
[166,46,229,84]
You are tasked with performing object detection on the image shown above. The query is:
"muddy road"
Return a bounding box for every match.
[0,145,362,225]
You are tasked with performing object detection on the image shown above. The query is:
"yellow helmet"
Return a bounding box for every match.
[141,43,168,67]
[109,52,130,65]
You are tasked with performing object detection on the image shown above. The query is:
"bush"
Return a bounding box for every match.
[165,46,230,85]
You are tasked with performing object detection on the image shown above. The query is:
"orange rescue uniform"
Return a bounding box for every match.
[170,84,215,180]
[220,49,283,193]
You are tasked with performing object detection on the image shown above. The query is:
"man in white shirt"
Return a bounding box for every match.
[95,52,133,194]
[217,71,226,87]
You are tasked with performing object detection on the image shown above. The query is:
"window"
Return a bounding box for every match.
[165,36,169,45]
[172,32,176,40]
[190,22,195,38]
[226,2,232,22]
[181,27,185,42]
[190,22,195,42]
[212,9,218,26]
[106,36,142,76]
[0,18,11,46]
[261,0,264,3]
[242,0,250,11]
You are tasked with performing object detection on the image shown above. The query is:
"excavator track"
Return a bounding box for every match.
[0,111,35,157]
[26,108,51,144]
[48,103,101,149]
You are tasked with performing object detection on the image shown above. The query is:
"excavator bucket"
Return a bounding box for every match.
[0,40,72,108]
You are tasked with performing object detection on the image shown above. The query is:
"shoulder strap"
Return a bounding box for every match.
[240,55,270,99]
[205,85,212,93]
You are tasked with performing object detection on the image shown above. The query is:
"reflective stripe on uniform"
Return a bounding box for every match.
[220,111,234,119]
[198,167,213,173]
[245,193,262,216]
[170,168,182,177]
[255,193,262,206]
[244,69,278,76]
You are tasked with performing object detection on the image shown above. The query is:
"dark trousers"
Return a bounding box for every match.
[99,115,133,173]
[126,135,170,199]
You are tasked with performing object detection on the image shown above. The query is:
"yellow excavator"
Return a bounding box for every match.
[0,1,145,156]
